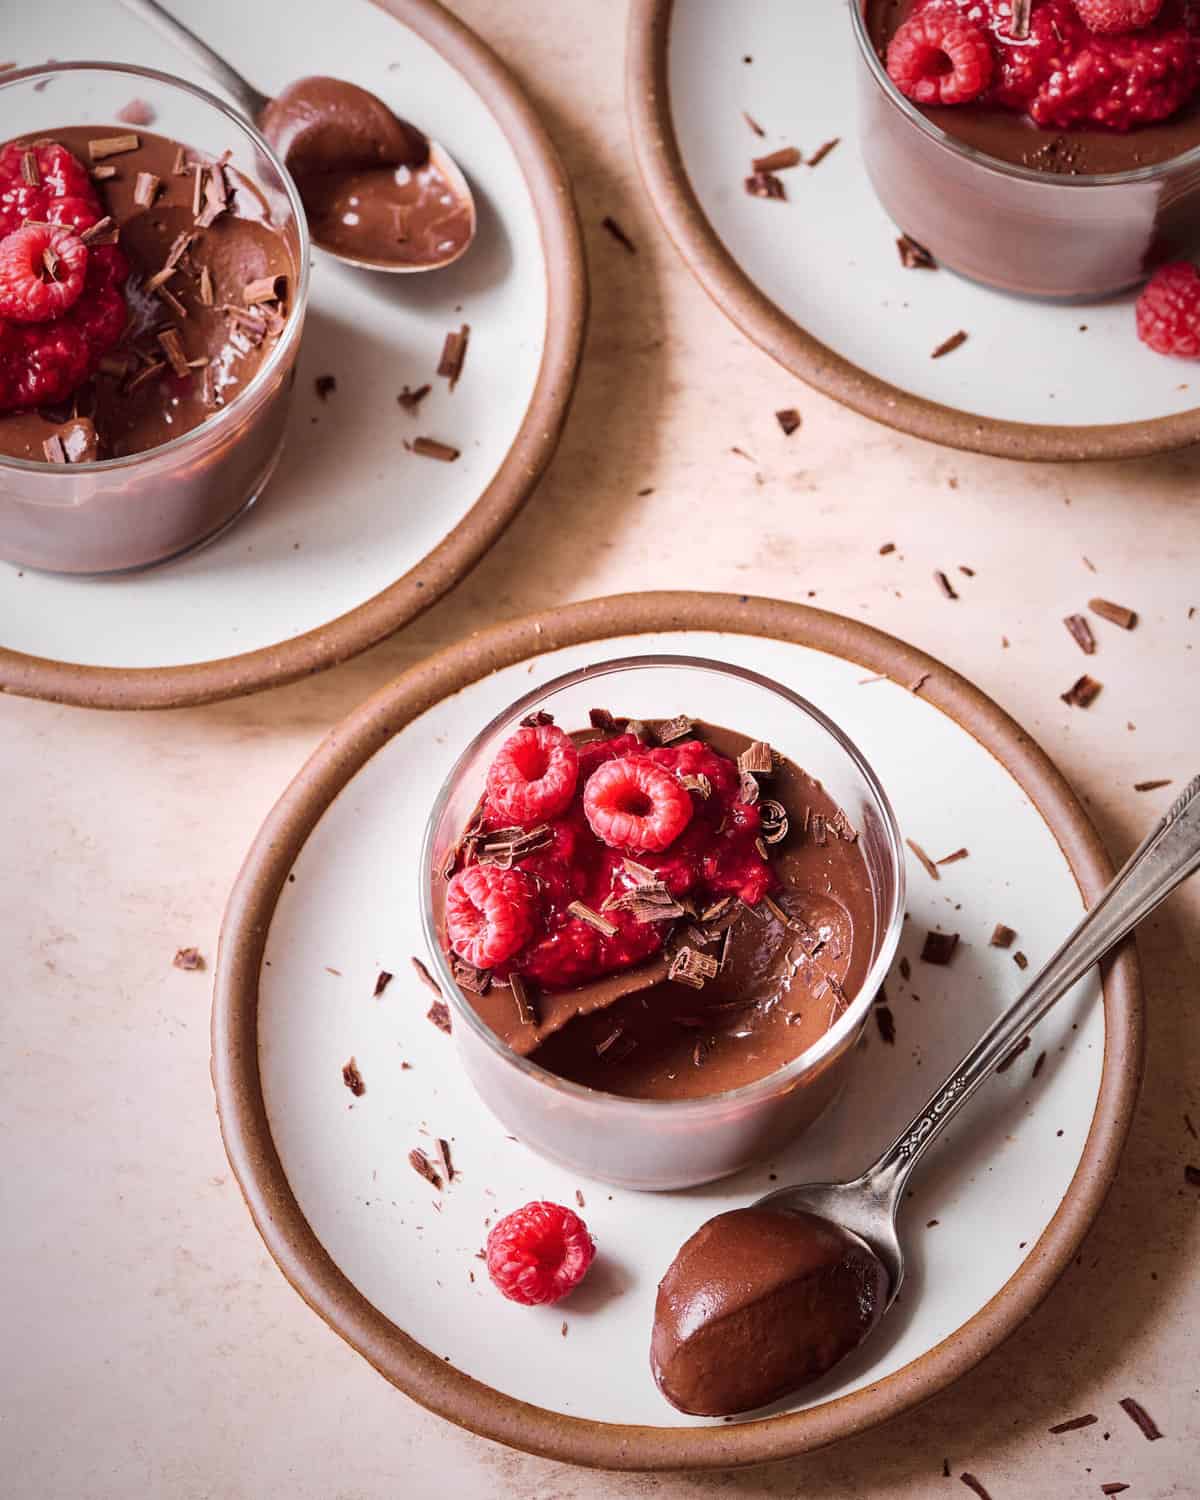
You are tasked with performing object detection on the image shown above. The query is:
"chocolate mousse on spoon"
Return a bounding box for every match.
[652,775,1200,1416]
[120,0,476,271]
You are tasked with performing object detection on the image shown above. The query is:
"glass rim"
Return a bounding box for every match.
[418,653,907,1116]
[0,60,311,474]
[849,2,1200,189]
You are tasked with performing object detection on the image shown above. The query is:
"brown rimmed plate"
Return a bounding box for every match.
[626,0,1200,462]
[213,591,1142,1470]
[0,0,585,710]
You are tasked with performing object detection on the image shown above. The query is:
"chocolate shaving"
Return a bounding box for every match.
[171,145,187,176]
[879,541,897,554]
[436,1138,455,1183]
[700,896,734,924]
[41,434,66,464]
[990,923,1016,948]
[133,171,160,208]
[752,146,802,173]
[595,1025,626,1057]
[1133,779,1172,792]
[1100,1487,1129,1496]
[437,323,470,388]
[143,266,177,293]
[427,999,453,1034]
[342,1058,366,1097]
[996,1035,1031,1073]
[875,1006,896,1045]
[1061,674,1102,708]
[738,740,774,775]
[1089,597,1138,630]
[657,714,695,744]
[1118,1397,1162,1441]
[809,812,827,846]
[807,137,840,166]
[934,569,959,600]
[567,901,619,938]
[156,285,188,320]
[243,274,287,305]
[1010,0,1032,38]
[1048,1413,1097,1434]
[79,216,117,246]
[899,956,911,981]
[575,1189,585,1208]
[157,328,191,379]
[743,111,766,137]
[775,408,802,436]
[958,1476,993,1500]
[88,133,139,161]
[408,1147,442,1189]
[191,163,205,217]
[508,972,538,1028]
[1064,614,1097,655]
[90,164,117,181]
[411,955,443,997]
[936,847,969,866]
[198,264,214,306]
[397,382,431,412]
[411,436,460,462]
[601,215,637,253]
[1032,1049,1047,1079]
[669,946,720,990]
[744,171,786,200]
[20,150,39,187]
[679,773,712,799]
[371,970,393,999]
[906,839,940,881]
[932,330,968,360]
[126,360,166,393]
[896,234,936,269]
[830,808,857,843]
[195,157,230,228]
[759,799,788,844]
[314,374,337,401]
[450,956,490,995]
[739,769,760,804]
[1013,951,1029,970]
[588,708,621,732]
[921,930,959,965]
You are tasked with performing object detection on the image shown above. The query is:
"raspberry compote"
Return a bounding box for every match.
[437,714,877,1101]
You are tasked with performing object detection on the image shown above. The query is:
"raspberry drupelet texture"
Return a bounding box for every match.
[0,140,129,413]
[445,864,538,969]
[1073,0,1165,32]
[886,9,995,106]
[486,1201,596,1305]
[486,723,580,825]
[582,756,694,854]
[1136,261,1200,355]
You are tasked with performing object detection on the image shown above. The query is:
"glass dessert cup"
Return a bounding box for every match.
[850,2,1200,300]
[0,63,309,575]
[420,656,906,1192]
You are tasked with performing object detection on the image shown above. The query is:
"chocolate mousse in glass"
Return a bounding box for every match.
[0,64,308,574]
[421,657,904,1192]
[853,0,1200,298]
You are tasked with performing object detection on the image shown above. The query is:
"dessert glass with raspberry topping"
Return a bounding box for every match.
[0,64,308,574]
[421,658,904,1191]
[853,1,1200,297]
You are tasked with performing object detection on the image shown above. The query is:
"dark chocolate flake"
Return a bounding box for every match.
[314,374,337,401]
[936,847,969,866]
[342,1058,366,1097]
[408,1147,442,1190]
[1064,613,1097,655]
[1133,779,1171,792]
[996,1036,1031,1073]
[990,924,1016,948]
[508,972,538,1029]
[657,714,695,744]
[959,1476,993,1500]
[172,946,204,971]
[742,111,766,137]
[88,132,139,162]
[1048,1413,1097,1434]
[568,901,619,938]
[921,930,959,965]
[738,740,774,775]
[41,434,66,464]
[669,946,720,990]
[752,146,802,173]
[1089,598,1137,630]
[600,215,637,253]
[875,1005,896,1045]
[397,382,431,412]
[807,137,840,167]
[133,170,160,208]
[772,407,802,436]
[931,331,968,360]
[1032,1050,1047,1079]
[411,955,442,997]
[411,436,460,462]
[372,970,394,998]
[896,233,936,269]
[1013,950,1029,970]
[437,322,470,388]
[1118,1396,1162,1440]
[79,216,117,247]
[745,170,786,200]
[934,569,959,600]
[427,1000,453,1034]
[1100,1487,1130,1496]
[906,839,941,881]
[20,149,39,187]
[1061,674,1102,708]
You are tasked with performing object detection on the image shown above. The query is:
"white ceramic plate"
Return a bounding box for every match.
[230,616,1127,1451]
[628,0,1200,459]
[0,0,583,706]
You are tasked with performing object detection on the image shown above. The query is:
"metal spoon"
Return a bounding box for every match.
[757,773,1200,1306]
[118,0,476,272]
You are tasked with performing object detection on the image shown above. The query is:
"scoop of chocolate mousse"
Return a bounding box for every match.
[650,1207,889,1416]
[258,77,428,179]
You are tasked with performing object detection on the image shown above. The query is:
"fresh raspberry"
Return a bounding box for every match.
[583,756,694,854]
[485,1201,596,1305]
[1073,0,1164,33]
[0,225,89,323]
[886,8,995,105]
[486,724,579,826]
[1136,262,1200,355]
[445,864,537,969]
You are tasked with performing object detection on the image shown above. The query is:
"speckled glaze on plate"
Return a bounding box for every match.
[212,593,1142,1471]
[0,0,585,709]
[626,0,1200,462]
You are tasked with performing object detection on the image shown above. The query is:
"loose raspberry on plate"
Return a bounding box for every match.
[1073,0,1164,33]
[583,756,694,854]
[1136,261,1200,356]
[445,864,537,969]
[0,225,89,323]
[886,9,995,106]
[486,723,579,825]
[486,1201,596,1305]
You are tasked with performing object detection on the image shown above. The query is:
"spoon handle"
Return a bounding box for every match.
[867,774,1200,1202]
[118,0,270,119]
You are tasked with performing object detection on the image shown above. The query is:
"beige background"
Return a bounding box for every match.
[3,1,1199,1495]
